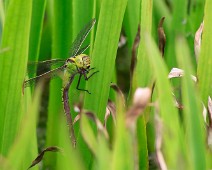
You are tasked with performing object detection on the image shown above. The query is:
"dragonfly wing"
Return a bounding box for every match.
[24,65,65,88]
[69,18,96,57]
[76,45,90,55]
[27,59,66,75]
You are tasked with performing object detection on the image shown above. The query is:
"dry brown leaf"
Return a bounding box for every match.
[126,88,151,127]
[118,34,127,48]
[84,111,109,139]
[104,100,116,127]
[168,68,184,78]
[104,107,111,127]
[172,93,183,109]
[28,146,60,169]
[133,88,151,106]
[208,97,212,120]
[72,105,109,139]
[168,68,197,82]
[202,103,207,124]
[158,17,166,57]
[110,83,125,106]
[206,97,212,150]
[155,114,167,170]
[73,114,81,125]
[207,128,212,150]
[130,24,140,83]
[208,97,212,127]
[194,21,204,61]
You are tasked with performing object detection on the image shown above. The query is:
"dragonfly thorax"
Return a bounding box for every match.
[67,54,90,69]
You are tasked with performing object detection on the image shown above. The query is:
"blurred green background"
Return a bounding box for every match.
[0,0,212,169]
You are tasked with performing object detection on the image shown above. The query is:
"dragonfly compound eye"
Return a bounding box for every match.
[82,56,90,69]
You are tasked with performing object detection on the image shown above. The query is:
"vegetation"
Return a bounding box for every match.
[0,0,211,169]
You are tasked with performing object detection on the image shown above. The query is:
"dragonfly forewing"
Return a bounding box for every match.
[27,59,66,75]
[76,45,90,56]
[24,65,66,87]
[69,18,96,57]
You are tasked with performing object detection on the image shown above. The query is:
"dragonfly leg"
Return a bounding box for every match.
[76,74,91,94]
[84,70,99,80]
[87,67,95,72]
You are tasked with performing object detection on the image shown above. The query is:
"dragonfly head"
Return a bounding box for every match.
[68,54,90,69]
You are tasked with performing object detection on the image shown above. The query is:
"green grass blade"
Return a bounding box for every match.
[84,0,128,122]
[123,0,140,49]
[130,1,153,169]
[186,0,205,56]
[153,0,172,34]
[45,0,72,168]
[197,0,212,104]
[0,0,5,28]
[80,114,98,156]
[94,135,111,170]
[172,0,187,34]
[70,0,94,140]
[111,101,134,170]
[28,0,46,62]
[72,0,93,40]
[144,34,183,168]
[136,117,148,170]
[0,0,32,155]
[3,85,42,170]
[56,115,85,170]
[81,0,128,166]
[165,0,187,69]
[38,0,53,61]
[132,0,153,88]
[176,37,206,170]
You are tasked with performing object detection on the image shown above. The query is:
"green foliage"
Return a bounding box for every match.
[84,0,128,120]
[197,0,212,104]
[176,37,206,170]
[28,0,46,62]
[1,84,43,170]
[145,34,182,168]
[45,0,72,168]
[0,0,32,156]
[133,0,153,88]
[0,0,212,169]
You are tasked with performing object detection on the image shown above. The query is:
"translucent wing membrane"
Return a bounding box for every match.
[69,18,96,57]
[27,59,66,75]
[24,65,66,87]
[27,44,88,76]
[24,19,96,89]
[76,45,90,55]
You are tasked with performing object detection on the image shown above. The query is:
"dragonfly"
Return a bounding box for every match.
[24,18,98,147]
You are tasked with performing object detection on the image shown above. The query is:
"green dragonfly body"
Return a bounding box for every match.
[24,18,97,93]
[63,54,91,87]
[24,18,97,147]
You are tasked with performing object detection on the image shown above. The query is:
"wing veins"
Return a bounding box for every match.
[24,65,66,87]
[69,19,96,57]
